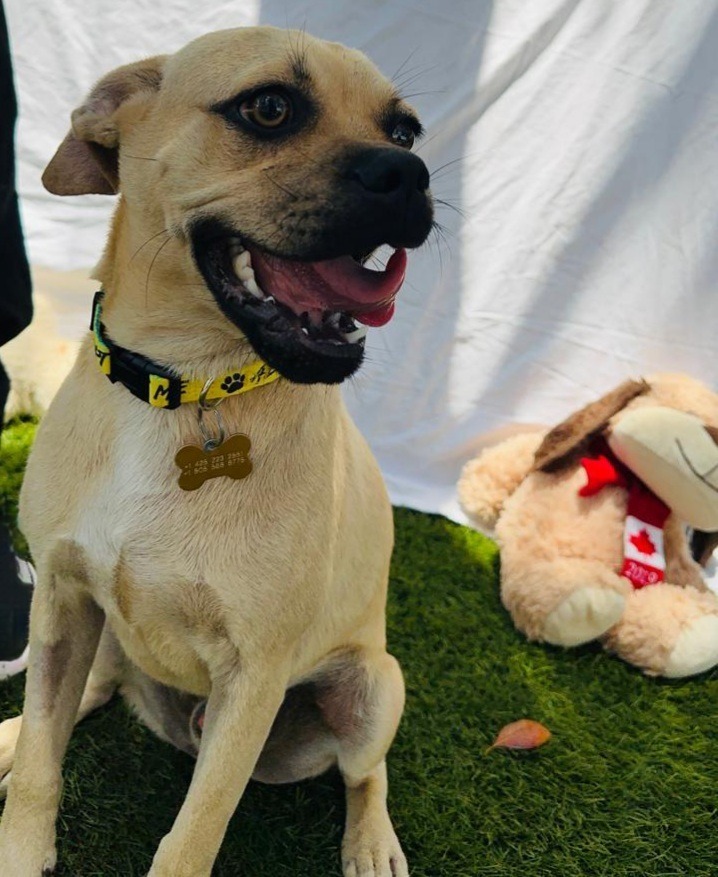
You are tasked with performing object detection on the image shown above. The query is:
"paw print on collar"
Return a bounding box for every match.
[221,373,245,394]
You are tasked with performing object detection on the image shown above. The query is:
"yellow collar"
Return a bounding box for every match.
[91,291,280,409]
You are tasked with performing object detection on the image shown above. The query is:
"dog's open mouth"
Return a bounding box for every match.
[193,226,408,384]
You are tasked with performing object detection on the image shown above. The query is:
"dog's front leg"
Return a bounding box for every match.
[0,562,104,875]
[148,662,288,877]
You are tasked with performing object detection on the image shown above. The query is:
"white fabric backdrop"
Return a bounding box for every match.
[7,0,718,521]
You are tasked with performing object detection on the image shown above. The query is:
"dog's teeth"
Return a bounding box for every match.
[232,257,253,281]
[344,325,368,344]
[230,251,266,299]
[300,326,311,336]
[233,250,251,271]
[244,276,265,298]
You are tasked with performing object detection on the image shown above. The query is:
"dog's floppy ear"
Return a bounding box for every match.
[42,55,167,196]
[533,378,650,472]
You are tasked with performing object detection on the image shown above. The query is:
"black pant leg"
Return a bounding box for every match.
[0,358,8,425]
[0,0,32,352]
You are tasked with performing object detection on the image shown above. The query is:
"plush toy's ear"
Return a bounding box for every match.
[42,55,167,196]
[533,378,650,472]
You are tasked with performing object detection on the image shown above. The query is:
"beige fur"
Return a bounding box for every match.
[2,291,80,419]
[458,373,718,678]
[0,27,430,876]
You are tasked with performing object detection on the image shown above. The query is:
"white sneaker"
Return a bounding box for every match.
[0,552,36,680]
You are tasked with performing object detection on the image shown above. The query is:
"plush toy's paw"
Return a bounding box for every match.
[664,615,718,678]
[543,587,626,647]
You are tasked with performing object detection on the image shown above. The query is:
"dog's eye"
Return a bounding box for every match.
[391,122,415,149]
[240,91,292,129]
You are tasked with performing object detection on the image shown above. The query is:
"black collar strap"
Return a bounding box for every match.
[90,291,280,409]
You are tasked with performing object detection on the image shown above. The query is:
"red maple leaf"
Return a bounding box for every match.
[630,529,656,556]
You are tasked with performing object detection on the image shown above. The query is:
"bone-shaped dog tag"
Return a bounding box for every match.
[175,434,253,491]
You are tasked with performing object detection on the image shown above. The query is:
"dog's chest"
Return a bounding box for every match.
[71,407,346,688]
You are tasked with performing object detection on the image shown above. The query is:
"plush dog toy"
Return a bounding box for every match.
[459,374,718,677]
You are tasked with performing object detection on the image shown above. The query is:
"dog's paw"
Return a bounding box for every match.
[0,770,12,799]
[343,824,408,877]
[343,848,409,877]
[0,715,21,788]
[0,833,57,876]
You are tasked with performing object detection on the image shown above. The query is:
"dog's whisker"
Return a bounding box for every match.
[393,62,439,93]
[430,156,466,177]
[431,219,454,245]
[262,168,300,201]
[395,51,430,89]
[129,228,172,264]
[144,235,173,308]
[413,131,444,156]
[434,197,467,220]
[123,153,160,162]
[390,49,420,85]
[432,236,446,278]
[430,169,465,186]
[430,145,492,181]
[399,89,446,100]
[433,224,457,250]
[286,26,311,83]
[428,221,453,275]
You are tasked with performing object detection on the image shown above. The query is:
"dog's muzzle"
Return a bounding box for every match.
[191,146,433,385]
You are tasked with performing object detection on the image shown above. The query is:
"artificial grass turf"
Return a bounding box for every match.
[1,419,717,876]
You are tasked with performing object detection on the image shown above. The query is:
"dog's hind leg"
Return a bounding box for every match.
[314,649,408,877]
[118,666,203,757]
[343,760,407,877]
[0,623,123,798]
[147,660,289,877]
[0,544,105,875]
[250,648,408,875]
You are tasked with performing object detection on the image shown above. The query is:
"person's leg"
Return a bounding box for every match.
[0,523,34,679]
[0,362,34,676]
[0,0,35,678]
[0,360,8,425]
[0,2,33,350]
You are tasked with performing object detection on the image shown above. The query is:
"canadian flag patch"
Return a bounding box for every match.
[621,515,666,588]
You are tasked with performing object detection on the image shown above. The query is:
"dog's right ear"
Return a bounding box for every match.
[533,378,650,472]
[42,56,167,196]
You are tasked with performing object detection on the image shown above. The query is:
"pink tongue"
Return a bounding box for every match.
[250,247,407,328]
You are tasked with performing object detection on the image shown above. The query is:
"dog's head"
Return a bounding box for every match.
[43,27,434,384]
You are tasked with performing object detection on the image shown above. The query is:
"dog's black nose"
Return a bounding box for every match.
[333,145,434,252]
[349,147,430,197]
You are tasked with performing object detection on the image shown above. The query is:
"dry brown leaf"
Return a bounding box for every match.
[487,719,552,752]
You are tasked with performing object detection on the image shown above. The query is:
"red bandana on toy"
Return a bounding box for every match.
[579,440,670,589]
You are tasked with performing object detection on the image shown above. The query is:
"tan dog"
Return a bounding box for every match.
[0,27,433,876]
